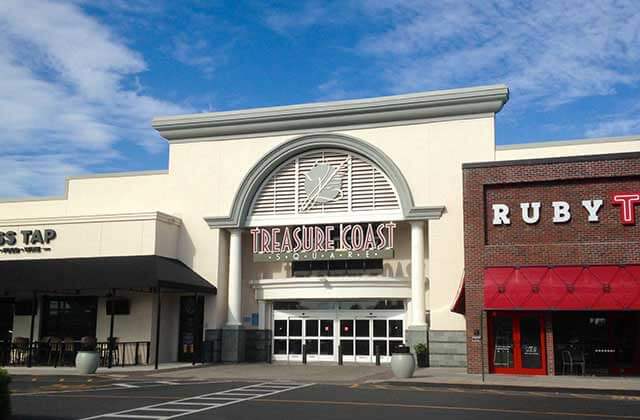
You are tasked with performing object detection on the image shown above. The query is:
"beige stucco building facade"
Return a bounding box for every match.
[1,84,639,367]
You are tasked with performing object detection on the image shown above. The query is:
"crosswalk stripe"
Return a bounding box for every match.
[80,381,313,420]
[167,402,218,406]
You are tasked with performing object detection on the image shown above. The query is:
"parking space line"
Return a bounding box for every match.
[79,381,314,420]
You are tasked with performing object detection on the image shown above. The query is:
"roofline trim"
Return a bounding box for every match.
[497,134,640,151]
[153,85,509,142]
[0,211,182,227]
[463,150,640,169]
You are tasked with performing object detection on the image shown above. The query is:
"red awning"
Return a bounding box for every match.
[451,272,466,315]
[484,265,640,310]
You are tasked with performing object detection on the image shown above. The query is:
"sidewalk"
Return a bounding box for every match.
[379,367,640,394]
[4,362,195,376]
[149,362,393,383]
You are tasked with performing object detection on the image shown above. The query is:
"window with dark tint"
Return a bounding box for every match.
[306,320,319,336]
[340,339,354,355]
[373,320,387,337]
[320,320,333,336]
[373,340,387,356]
[356,340,370,355]
[337,300,404,310]
[305,339,318,354]
[273,301,336,310]
[389,320,403,337]
[520,317,542,369]
[340,320,354,336]
[292,259,383,277]
[289,339,302,354]
[355,320,369,337]
[41,296,97,339]
[289,320,302,336]
[274,320,287,336]
[320,340,333,355]
[274,340,287,354]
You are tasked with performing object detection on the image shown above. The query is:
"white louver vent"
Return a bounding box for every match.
[249,149,401,225]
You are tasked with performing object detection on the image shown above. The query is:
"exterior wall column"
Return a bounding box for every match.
[406,220,428,354]
[222,228,246,362]
[226,228,242,327]
[410,221,426,327]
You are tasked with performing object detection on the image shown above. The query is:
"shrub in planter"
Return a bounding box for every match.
[414,343,429,368]
[0,368,11,419]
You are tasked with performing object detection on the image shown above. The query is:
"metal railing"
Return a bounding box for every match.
[0,340,150,368]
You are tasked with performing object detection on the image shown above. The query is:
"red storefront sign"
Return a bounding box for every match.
[484,265,640,310]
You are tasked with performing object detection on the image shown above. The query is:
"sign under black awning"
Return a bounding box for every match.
[0,255,216,294]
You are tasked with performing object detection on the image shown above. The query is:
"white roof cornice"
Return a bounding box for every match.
[153,84,509,143]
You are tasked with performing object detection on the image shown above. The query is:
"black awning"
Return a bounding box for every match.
[0,255,217,294]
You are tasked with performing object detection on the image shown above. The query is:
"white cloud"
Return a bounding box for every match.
[585,111,640,138]
[357,1,640,107]
[263,2,333,34]
[263,1,640,111]
[0,0,189,198]
[171,35,221,78]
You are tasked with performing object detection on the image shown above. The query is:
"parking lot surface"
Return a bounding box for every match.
[12,377,640,419]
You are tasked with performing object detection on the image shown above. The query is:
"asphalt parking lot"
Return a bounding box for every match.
[11,376,640,419]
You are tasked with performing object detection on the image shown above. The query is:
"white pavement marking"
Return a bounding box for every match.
[79,382,314,420]
[113,383,140,388]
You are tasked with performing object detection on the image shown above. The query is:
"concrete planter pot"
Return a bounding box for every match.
[75,351,99,374]
[391,350,415,378]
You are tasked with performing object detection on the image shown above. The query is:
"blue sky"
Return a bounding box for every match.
[1,0,640,198]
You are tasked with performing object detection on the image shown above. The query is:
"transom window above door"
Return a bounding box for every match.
[248,149,402,226]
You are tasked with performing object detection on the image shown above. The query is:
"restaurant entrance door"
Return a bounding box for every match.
[489,311,547,375]
[178,296,204,363]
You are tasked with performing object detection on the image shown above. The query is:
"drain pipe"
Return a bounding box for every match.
[481,310,485,383]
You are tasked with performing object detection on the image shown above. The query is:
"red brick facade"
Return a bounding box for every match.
[463,152,640,374]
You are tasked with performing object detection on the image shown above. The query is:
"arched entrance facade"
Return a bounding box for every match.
[206,134,444,362]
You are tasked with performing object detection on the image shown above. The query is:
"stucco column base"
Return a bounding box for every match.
[221,326,246,363]
[405,325,428,354]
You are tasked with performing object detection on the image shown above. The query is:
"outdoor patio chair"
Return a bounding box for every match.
[12,337,29,365]
[37,336,52,365]
[100,337,120,367]
[48,337,63,366]
[61,337,76,366]
[561,350,585,375]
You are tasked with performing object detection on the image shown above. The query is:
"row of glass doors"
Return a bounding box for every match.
[272,311,405,363]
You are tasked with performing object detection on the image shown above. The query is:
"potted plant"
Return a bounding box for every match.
[75,336,99,374]
[390,344,415,378]
[414,343,428,368]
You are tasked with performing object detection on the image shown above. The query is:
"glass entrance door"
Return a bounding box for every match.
[489,312,546,375]
[304,319,334,361]
[273,307,404,363]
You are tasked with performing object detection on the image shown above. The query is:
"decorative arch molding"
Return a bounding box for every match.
[204,133,445,228]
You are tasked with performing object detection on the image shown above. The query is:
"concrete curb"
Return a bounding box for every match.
[380,380,640,396]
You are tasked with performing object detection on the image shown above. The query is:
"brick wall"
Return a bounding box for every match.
[463,152,640,374]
